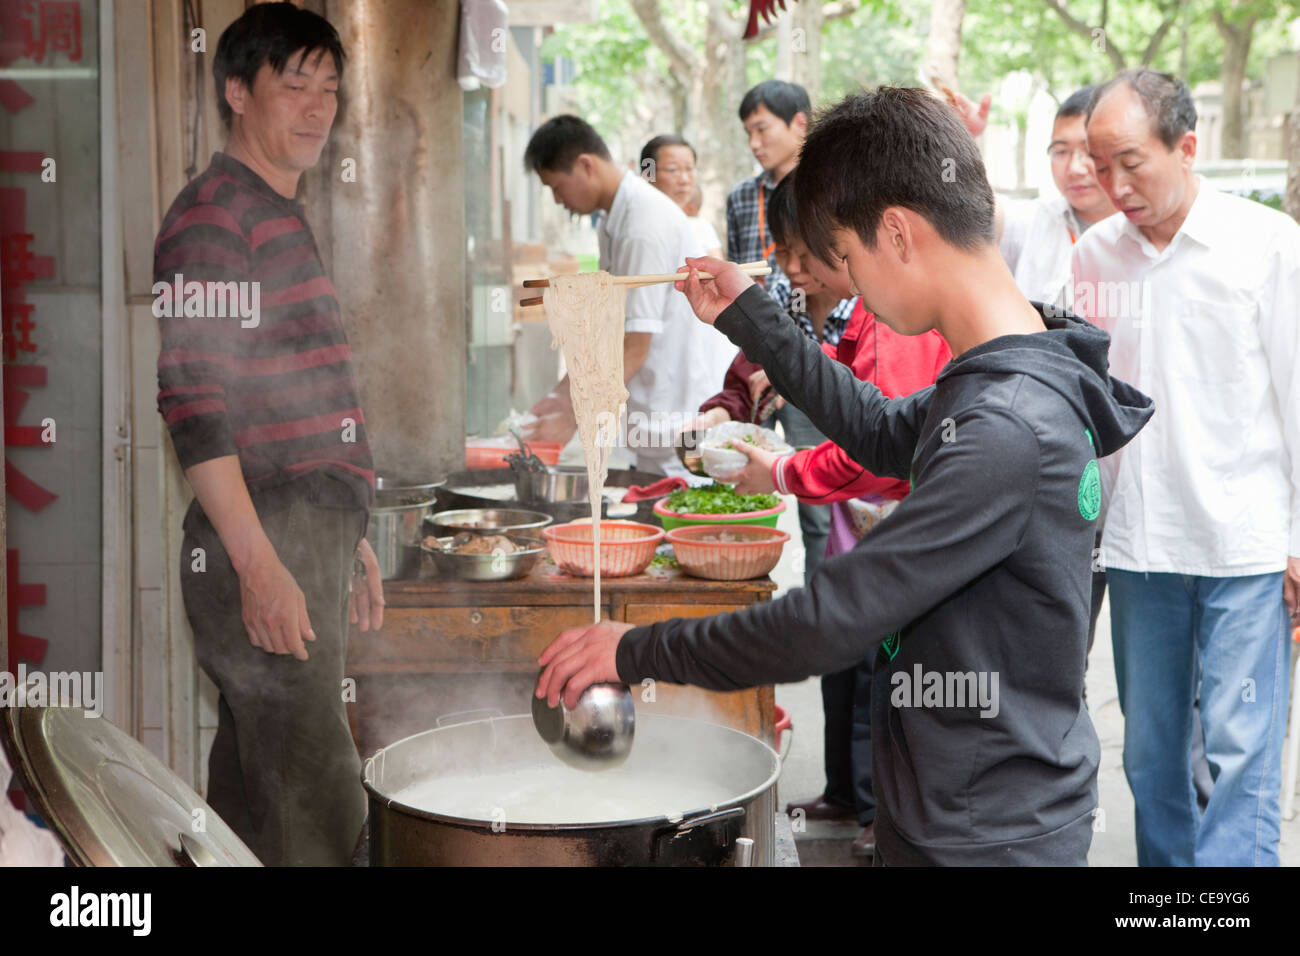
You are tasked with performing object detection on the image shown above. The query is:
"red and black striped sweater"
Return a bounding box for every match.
[154,152,374,510]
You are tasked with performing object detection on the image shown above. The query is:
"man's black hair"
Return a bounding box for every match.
[524,115,612,174]
[640,134,695,173]
[213,1,345,129]
[1086,68,1197,150]
[1055,85,1096,121]
[767,174,797,247]
[794,87,995,266]
[739,80,811,125]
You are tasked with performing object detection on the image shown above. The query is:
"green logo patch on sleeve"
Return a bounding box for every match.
[1078,459,1101,520]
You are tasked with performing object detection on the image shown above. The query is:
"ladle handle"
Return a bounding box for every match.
[674,806,745,832]
[652,806,746,865]
[435,708,505,728]
[175,832,217,867]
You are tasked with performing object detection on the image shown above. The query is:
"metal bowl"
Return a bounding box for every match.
[513,464,590,504]
[531,681,636,770]
[426,508,553,539]
[421,534,546,582]
[368,494,440,580]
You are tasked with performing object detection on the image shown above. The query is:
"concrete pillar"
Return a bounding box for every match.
[306,0,466,480]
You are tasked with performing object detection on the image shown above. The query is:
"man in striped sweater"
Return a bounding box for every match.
[153,3,379,866]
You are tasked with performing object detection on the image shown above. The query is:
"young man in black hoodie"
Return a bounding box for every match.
[537,87,1153,866]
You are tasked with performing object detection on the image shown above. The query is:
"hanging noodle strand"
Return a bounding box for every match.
[541,273,628,621]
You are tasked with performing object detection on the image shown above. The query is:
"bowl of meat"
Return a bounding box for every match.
[421,532,547,582]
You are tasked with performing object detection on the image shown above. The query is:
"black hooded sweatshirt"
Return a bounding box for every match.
[616,284,1153,866]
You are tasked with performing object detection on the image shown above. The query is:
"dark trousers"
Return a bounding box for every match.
[1085,555,1107,702]
[181,473,368,866]
[820,655,876,825]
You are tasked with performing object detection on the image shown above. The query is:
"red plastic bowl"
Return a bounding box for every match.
[465,439,562,470]
[666,524,790,581]
[542,520,664,577]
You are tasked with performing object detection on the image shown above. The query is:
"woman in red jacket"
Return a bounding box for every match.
[712,176,951,859]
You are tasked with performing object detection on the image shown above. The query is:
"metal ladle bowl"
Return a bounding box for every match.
[531,680,636,771]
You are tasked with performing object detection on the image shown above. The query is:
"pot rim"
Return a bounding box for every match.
[361,713,780,832]
[370,494,438,514]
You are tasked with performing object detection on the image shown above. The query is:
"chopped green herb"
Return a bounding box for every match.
[648,554,679,569]
[665,482,779,515]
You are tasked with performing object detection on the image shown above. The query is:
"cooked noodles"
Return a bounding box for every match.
[542,272,628,620]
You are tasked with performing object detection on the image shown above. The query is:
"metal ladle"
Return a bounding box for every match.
[531,679,635,771]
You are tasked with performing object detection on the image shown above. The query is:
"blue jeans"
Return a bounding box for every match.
[1108,569,1290,866]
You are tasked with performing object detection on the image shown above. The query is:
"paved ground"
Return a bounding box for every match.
[766,501,1300,867]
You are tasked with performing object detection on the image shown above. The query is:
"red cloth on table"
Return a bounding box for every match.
[621,475,689,502]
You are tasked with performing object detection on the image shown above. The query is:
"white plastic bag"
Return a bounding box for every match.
[699,421,792,479]
[0,745,65,867]
[458,0,509,91]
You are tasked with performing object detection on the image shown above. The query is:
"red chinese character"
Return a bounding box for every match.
[3,364,56,512]
[19,1,81,63]
[1,301,36,361]
[0,232,37,288]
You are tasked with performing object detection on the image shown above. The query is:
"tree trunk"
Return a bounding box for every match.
[1042,0,1128,72]
[1177,0,1190,80]
[697,0,750,236]
[668,74,689,135]
[790,0,824,103]
[1286,69,1300,222]
[926,0,967,88]
[1213,11,1256,160]
[1015,115,1028,190]
[776,10,793,80]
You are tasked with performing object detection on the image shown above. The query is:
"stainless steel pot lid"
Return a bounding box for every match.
[0,706,261,867]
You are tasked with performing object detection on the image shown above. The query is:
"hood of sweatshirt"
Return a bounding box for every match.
[937,309,1153,458]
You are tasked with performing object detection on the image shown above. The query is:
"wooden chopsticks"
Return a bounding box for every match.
[519,260,771,308]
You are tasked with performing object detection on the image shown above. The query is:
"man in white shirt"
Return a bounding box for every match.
[522,116,737,475]
[639,135,724,258]
[1072,68,1300,866]
[998,86,1115,308]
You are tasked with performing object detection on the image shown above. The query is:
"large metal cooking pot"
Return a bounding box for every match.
[363,713,779,866]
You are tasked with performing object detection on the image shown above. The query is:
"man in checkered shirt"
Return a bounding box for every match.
[724,81,834,585]
[725,80,810,297]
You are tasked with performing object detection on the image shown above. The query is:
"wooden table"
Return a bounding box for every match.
[345,561,778,754]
